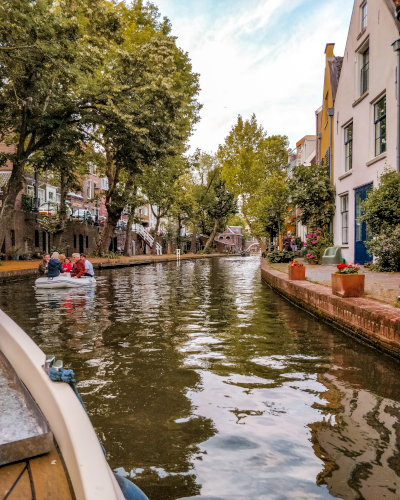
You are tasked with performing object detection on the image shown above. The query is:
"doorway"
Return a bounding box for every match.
[354,184,373,265]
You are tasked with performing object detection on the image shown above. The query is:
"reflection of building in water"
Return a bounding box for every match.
[309,373,400,499]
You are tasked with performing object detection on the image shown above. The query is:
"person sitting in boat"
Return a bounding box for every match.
[71,253,86,279]
[80,254,95,277]
[38,254,50,276]
[62,257,72,273]
[47,252,65,278]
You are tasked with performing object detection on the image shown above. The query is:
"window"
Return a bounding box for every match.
[87,180,91,200]
[341,195,349,244]
[344,123,353,172]
[374,96,386,156]
[360,48,369,95]
[86,235,89,249]
[56,193,61,204]
[361,2,367,30]
[92,208,99,217]
[48,191,54,201]
[144,207,148,216]
[101,178,109,190]
[38,188,45,205]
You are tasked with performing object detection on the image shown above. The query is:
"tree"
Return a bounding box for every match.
[288,163,335,231]
[203,179,237,249]
[218,114,289,251]
[361,168,400,235]
[0,0,123,248]
[188,151,219,253]
[254,171,290,247]
[139,156,188,254]
[94,2,201,252]
[169,174,196,251]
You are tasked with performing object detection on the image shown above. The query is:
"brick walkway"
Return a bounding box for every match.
[269,259,400,306]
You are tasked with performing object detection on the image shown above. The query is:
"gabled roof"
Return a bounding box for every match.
[328,56,343,104]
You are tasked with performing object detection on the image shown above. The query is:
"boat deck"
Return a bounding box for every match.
[0,442,74,499]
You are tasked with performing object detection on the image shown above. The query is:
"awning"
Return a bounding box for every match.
[0,171,11,188]
[67,191,83,199]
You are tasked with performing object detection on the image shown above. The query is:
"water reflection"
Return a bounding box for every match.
[0,257,399,500]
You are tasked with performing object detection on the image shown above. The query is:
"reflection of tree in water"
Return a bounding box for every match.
[309,373,400,499]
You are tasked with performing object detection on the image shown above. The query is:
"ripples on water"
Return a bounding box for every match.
[1,256,400,500]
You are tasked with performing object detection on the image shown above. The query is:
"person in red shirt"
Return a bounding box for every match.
[71,253,86,278]
[62,257,72,273]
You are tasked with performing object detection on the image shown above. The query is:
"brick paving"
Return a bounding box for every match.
[269,258,400,306]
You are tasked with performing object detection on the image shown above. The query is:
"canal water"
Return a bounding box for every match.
[1,256,400,500]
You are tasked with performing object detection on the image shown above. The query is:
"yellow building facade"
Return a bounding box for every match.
[317,43,343,182]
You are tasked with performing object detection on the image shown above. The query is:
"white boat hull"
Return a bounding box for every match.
[35,275,96,289]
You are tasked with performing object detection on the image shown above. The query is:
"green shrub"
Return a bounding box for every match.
[267,250,293,263]
[366,228,400,272]
[199,247,214,255]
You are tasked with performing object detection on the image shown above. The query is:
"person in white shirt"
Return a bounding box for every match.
[80,254,95,277]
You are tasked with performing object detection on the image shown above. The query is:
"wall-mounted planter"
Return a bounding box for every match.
[288,266,306,280]
[331,273,365,297]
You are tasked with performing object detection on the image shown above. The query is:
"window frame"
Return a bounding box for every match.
[340,194,349,245]
[361,2,367,30]
[344,122,353,172]
[374,96,386,157]
[360,47,369,96]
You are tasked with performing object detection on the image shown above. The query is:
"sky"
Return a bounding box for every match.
[155,0,354,152]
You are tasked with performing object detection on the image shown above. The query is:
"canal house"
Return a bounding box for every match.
[333,0,400,264]
[215,226,243,253]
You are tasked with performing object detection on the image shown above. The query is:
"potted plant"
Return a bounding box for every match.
[332,263,364,297]
[288,259,306,280]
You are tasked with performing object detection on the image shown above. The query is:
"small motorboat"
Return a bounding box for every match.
[35,274,96,289]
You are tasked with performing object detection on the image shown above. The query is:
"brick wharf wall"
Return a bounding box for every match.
[1,211,139,257]
[260,259,400,360]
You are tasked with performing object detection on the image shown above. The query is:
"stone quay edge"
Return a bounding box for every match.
[260,259,400,360]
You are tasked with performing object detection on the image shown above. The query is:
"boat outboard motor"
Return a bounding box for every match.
[113,473,149,500]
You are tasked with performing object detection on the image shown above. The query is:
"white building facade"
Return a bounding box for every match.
[333,0,400,264]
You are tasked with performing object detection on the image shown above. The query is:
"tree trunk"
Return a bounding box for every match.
[0,161,24,252]
[204,218,219,250]
[151,216,161,255]
[244,215,266,253]
[190,216,199,254]
[53,172,68,248]
[123,210,136,256]
[97,210,121,254]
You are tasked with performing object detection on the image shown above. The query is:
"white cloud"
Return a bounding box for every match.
[156,0,354,151]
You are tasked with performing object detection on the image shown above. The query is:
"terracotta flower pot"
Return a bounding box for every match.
[331,273,365,297]
[288,265,305,280]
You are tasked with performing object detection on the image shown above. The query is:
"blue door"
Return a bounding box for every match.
[354,184,373,265]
